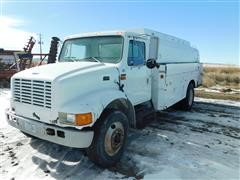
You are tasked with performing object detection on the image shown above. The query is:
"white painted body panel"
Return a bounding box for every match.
[123,36,152,105]
[151,63,202,110]
[129,29,199,63]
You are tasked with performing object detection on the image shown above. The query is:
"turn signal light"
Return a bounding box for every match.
[75,113,93,126]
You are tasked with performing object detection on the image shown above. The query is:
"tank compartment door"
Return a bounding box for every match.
[151,64,168,110]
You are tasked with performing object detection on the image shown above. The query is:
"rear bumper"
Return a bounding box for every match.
[6,109,94,148]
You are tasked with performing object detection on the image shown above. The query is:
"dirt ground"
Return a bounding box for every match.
[0,89,240,179]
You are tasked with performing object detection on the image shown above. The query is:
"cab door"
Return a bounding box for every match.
[124,38,151,105]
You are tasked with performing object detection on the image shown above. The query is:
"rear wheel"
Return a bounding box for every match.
[87,109,129,168]
[177,83,195,110]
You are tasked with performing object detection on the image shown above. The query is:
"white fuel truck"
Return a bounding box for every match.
[6,29,202,167]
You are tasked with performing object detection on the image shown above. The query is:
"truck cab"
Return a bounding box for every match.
[6,29,202,167]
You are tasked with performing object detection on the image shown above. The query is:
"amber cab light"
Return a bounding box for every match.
[75,113,93,126]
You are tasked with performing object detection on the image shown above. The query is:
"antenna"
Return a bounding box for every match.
[38,33,43,60]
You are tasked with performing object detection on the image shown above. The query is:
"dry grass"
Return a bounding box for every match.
[195,90,240,101]
[197,65,240,101]
[202,66,240,88]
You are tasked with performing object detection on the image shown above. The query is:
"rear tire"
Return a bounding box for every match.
[87,109,129,168]
[177,83,195,110]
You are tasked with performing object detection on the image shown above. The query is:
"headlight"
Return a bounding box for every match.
[66,114,75,123]
[59,112,93,126]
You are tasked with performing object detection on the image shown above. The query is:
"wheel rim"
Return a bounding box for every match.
[104,122,124,156]
[188,88,194,106]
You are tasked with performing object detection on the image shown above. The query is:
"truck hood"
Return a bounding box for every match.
[10,61,120,126]
[12,62,110,81]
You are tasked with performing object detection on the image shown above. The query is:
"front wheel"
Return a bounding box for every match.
[86,109,129,168]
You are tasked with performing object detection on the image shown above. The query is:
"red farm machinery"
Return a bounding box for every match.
[0,36,60,87]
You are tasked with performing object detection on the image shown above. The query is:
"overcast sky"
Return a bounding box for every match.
[0,0,239,65]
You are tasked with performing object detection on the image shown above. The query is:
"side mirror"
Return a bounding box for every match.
[146,59,159,69]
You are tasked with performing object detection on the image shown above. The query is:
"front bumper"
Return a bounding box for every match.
[6,109,94,148]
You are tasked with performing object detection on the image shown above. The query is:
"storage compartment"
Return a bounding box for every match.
[151,63,201,111]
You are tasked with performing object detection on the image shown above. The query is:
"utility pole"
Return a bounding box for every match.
[38,33,43,61]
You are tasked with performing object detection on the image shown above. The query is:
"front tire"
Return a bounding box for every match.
[87,109,129,168]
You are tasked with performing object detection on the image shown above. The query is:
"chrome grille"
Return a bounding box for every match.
[13,78,52,109]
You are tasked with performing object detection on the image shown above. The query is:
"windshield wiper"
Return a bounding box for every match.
[84,57,103,63]
[64,57,78,62]
[91,57,101,63]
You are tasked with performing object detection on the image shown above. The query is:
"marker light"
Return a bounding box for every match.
[75,113,93,126]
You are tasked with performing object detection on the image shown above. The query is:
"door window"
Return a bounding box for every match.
[128,40,145,66]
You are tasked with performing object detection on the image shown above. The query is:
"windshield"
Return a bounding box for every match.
[59,36,123,63]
